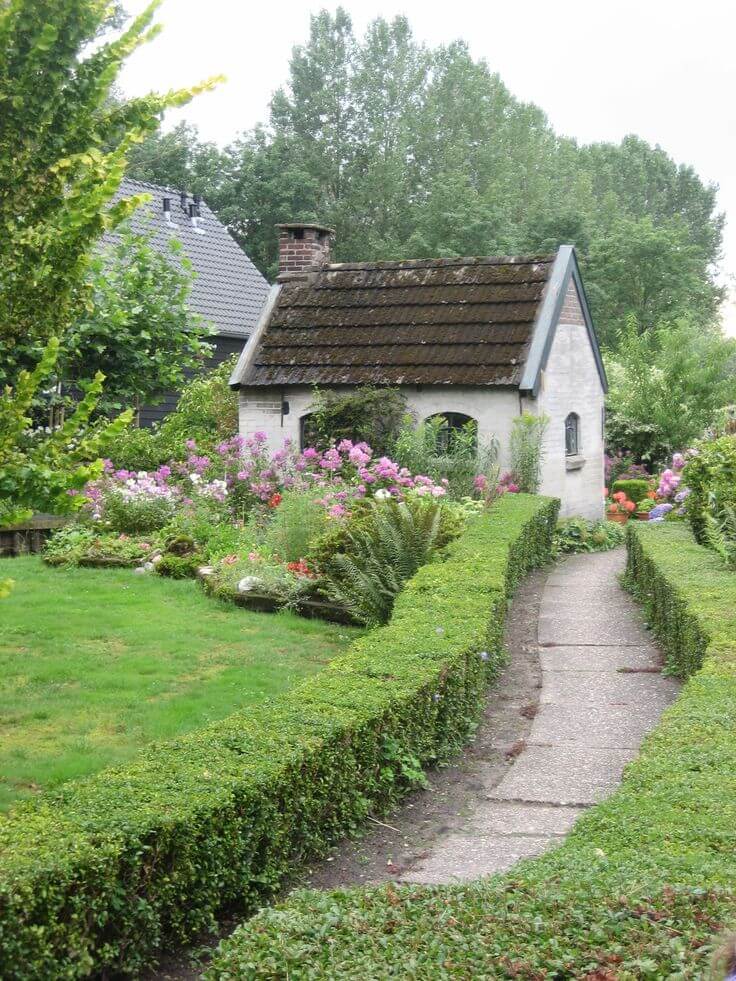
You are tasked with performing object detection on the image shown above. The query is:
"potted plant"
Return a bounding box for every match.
[606,491,636,524]
[635,497,657,521]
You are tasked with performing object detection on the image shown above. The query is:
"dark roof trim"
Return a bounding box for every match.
[519,245,607,396]
[230,284,282,388]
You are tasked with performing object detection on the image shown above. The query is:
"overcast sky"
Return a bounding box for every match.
[119,0,736,329]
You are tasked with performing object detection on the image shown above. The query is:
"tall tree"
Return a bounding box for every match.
[62,221,213,415]
[125,8,724,344]
[0,0,218,385]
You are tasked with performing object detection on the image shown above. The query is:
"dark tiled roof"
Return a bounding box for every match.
[240,255,555,387]
[107,178,269,338]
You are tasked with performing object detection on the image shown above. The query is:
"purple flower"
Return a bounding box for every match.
[649,503,673,520]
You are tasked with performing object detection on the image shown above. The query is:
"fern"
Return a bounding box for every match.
[324,499,443,625]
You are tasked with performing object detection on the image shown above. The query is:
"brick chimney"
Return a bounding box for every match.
[276,223,334,281]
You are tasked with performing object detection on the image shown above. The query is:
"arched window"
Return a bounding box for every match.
[565,412,580,456]
[426,412,478,455]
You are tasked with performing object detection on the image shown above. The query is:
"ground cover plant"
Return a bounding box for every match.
[204,520,736,979]
[0,493,557,978]
[0,557,356,812]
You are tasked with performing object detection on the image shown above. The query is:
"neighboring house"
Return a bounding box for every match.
[108,178,270,427]
[230,224,607,518]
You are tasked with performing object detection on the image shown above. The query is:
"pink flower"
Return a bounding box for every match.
[328,504,347,519]
[473,474,488,491]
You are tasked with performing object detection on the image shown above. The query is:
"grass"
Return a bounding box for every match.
[0,557,358,811]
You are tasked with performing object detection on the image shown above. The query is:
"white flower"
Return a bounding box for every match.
[189,473,201,484]
[374,488,392,501]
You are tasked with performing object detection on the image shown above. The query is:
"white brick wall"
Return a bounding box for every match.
[238,384,521,469]
[535,281,605,520]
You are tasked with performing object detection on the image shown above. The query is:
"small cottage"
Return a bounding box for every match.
[230,224,607,519]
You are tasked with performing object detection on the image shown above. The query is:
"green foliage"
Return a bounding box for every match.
[611,478,650,504]
[605,317,736,465]
[155,552,202,579]
[101,491,175,535]
[682,436,736,569]
[393,415,498,499]
[43,527,152,567]
[263,491,328,563]
[206,522,736,979]
[0,495,558,977]
[0,337,132,527]
[509,412,549,493]
[104,357,240,469]
[553,516,625,555]
[0,0,217,385]
[303,387,408,456]
[322,498,445,625]
[163,504,256,563]
[61,221,213,415]
[128,14,722,344]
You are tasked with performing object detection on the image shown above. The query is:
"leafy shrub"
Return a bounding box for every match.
[683,435,736,545]
[611,477,650,504]
[155,553,203,579]
[104,357,239,470]
[205,556,309,606]
[206,522,736,979]
[302,386,408,455]
[322,498,445,626]
[392,415,498,499]
[509,412,548,493]
[263,491,329,563]
[101,490,176,534]
[43,528,154,567]
[0,495,558,978]
[553,517,625,555]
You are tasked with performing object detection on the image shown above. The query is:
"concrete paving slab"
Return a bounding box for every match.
[540,669,678,706]
[493,744,637,805]
[401,833,555,882]
[467,801,585,836]
[538,611,651,646]
[528,702,668,749]
[539,644,661,673]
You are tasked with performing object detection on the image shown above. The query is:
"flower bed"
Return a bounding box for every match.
[204,521,736,979]
[47,435,508,626]
[0,493,557,978]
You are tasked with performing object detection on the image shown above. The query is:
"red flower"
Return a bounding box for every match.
[268,493,282,509]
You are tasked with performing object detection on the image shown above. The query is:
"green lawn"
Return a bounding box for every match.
[0,558,358,812]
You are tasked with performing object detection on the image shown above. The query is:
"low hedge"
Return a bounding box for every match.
[611,477,650,504]
[207,521,736,980]
[0,493,558,979]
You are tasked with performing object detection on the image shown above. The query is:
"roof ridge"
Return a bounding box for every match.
[324,254,556,272]
[118,175,202,200]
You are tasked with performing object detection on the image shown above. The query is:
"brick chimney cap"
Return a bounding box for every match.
[276,222,335,235]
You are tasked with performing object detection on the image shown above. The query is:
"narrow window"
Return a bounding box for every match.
[565,412,580,456]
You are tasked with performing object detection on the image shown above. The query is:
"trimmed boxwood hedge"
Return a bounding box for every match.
[0,493,558,979]
[206,522,736,980]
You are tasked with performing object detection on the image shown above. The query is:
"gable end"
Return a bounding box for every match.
[519,245,607,397]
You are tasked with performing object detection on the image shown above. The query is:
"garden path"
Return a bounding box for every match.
[400,548,680,883]
[150,550,682,979]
